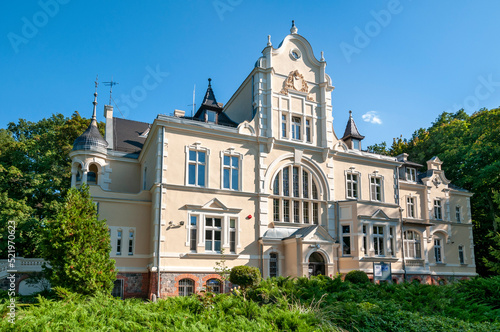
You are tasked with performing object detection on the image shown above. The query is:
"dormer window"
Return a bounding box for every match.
[406,167,417,182]
[352,139,360,150]
[206,111,217,123]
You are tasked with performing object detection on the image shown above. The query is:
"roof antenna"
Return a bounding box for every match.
[188,84,196,117]
[103,76,119,105]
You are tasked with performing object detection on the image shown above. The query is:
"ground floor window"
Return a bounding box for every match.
[270,253,279,277]
[179,278,195,296]
[111,279,124,299]
[206,278,221,294]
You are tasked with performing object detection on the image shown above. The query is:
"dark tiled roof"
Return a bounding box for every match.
[403,160,423,168]
[73,118,108,154]
[191,79,238,127]
[113,117,150,155]
[341,111,365,141]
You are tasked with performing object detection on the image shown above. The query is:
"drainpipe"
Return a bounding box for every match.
[157,126,165,298]
[400,207,406,282]
[335,201,341,276]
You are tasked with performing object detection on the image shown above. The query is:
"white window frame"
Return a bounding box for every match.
[178,278,195,296]
[369,174,383,202]
[458,245,465,264]
[305,118,312,143]
[373,225,384,256]
[291,116,301,140]
[345,171,360,200]
[434,199,442,220]
[108,226,137,257]
[116,229,122,256]
[455,206,461,223]
[406,167,417,182]
[269,252,279,278]
[186,215,198,252]
[341,223,352,256]
[403,230,422,259]
[406,196,416,219]
[229,218,237,253]
[271,165,322,225]
[281,112,288,139]
[128,230,134,256]
[389,226,396,256]
[204,217,222,253]
[220,150,243,191]
[362,224,367,256]
[185,144,210,187]
[434,238,443,263]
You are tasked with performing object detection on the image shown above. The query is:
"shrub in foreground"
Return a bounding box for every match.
[229,265,261,290]
[344,270,370,284]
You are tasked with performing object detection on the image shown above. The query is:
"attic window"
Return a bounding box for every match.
[206,111,217,123]
[352,139,360,150]
[406,168,417,182]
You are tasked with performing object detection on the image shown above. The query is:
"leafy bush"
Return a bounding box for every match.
[229,265,261,290]
[344,270,370,284]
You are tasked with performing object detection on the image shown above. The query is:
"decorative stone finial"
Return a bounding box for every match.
[290,20,298,34]
[349,110,353,117]
[320,51,325,62]
[267,35,272,46]
[208,78,212,87]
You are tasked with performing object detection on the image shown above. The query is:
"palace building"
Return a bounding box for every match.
[70,22,476,299]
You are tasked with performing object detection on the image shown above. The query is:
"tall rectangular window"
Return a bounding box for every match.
[407,197,415,218]
[229,218,236,253]
[373,226,384,256]
[143,167,147,190]
[434,239,442,263]
[116,230,122,255]
[190,216,197,251]
[205,218,222,252]
[292,167,299,197]
[389,227,395,256]
[312,202,319,224]
[406,168,417,182]
[273,199,280,222]
[283,167,290,197]
[281,114,287,138]
[292,116,301,140]
[283,200,290,222]
[128,231,134,255]
[188,150,206,187]
[346,173,358,199]
[370,177,382,201]
[456,206,461,223]
[434,200,442,220]
[305,119,311,142]
[269,253,278,278]
[302,170,309,198]
[342,225,351,255]
[293,201,300,223]
[303,202,309,224]
[362,225,367,255]
[458,245,465,264]
[223,155,239,190]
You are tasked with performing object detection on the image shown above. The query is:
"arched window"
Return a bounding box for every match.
[403,230,421,259]
[76,164,83,183]
[88,164,98,184]
[206,279,221,294]
[271,165,321,224]
[269,253,279,278]
[178,278,195,296]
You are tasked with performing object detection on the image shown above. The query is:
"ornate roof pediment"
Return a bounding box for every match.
[280,70,313,101]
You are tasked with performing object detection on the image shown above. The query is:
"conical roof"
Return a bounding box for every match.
[341,111,365,141]
[73,89,108,154]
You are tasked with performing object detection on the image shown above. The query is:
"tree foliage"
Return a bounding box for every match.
[229,266,261,290]
[367,108,500,275]
[344,270,370,284]
[41,184,116,295]
[0,113,104,258]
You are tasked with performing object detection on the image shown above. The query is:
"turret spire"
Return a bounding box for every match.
[92,75,98,121]
[290,20,298,34]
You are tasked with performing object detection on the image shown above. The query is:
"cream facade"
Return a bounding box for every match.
[70,23,475,299]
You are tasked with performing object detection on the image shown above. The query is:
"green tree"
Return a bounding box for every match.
[41,184,116,295]
[0,113,104,258]
[367,108,500,275]
[229,265,261,290]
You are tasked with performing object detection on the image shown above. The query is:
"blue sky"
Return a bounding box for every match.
[2,1,500,147]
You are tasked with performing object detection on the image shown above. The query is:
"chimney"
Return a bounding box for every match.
[104,105,114,150]
[174,109,185,117]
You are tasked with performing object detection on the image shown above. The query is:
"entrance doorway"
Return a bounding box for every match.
[308,252,325,277]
